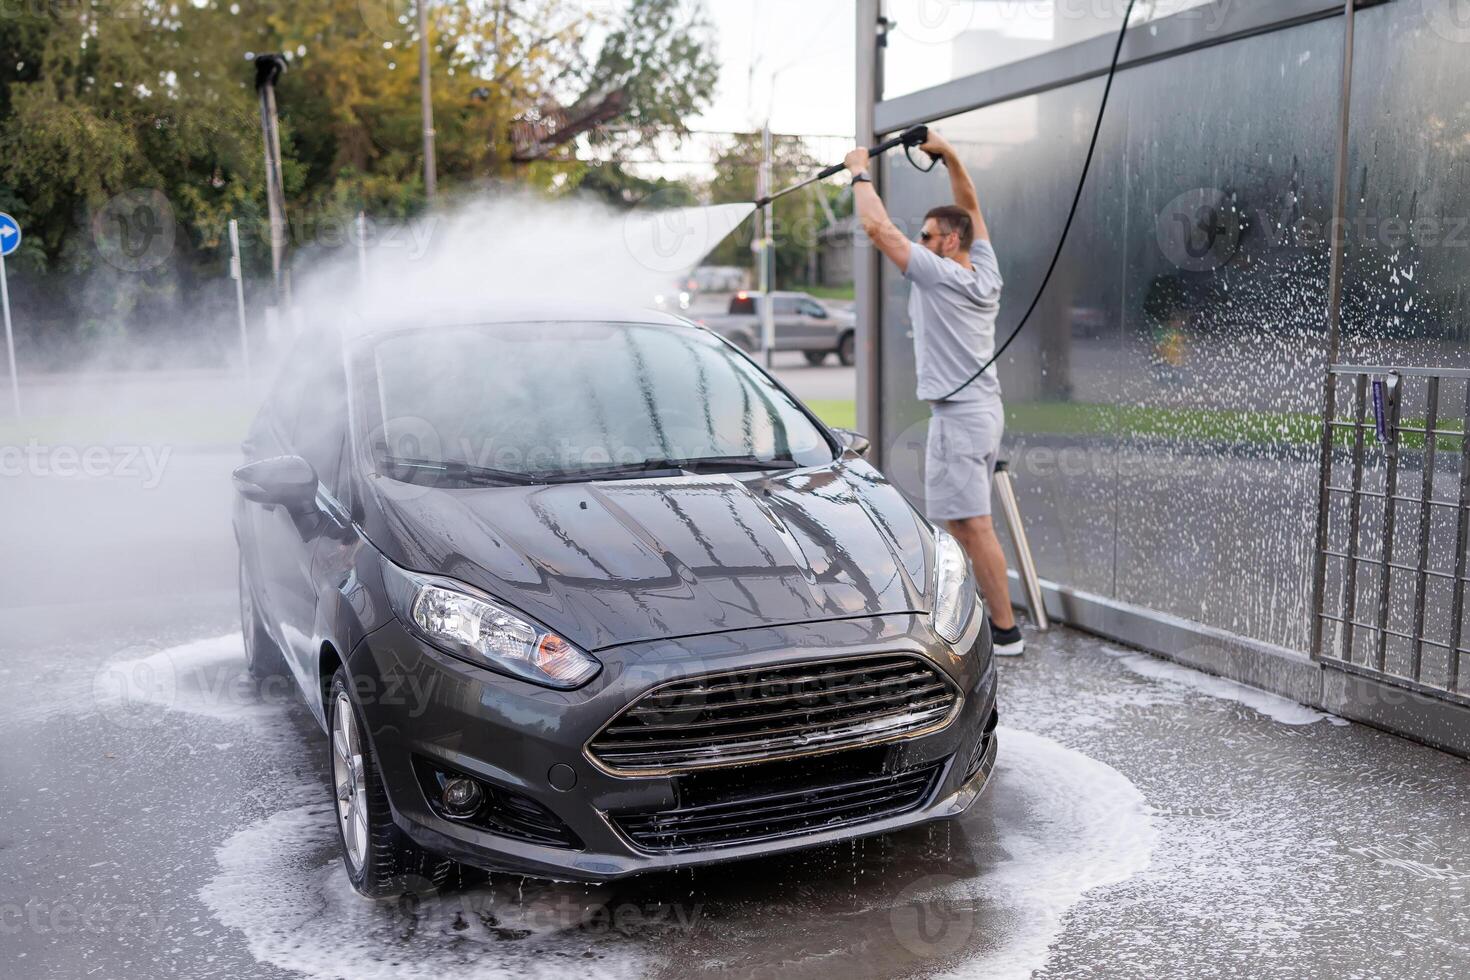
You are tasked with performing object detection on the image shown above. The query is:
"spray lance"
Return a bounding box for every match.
[754,125,938,208]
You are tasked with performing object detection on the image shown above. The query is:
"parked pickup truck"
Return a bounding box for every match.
[697,291,856,366]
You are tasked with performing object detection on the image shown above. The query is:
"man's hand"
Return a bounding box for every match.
[844,147,870,176]
[920,129,954,161]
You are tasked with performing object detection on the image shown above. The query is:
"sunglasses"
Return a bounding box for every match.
[919,229,950,243]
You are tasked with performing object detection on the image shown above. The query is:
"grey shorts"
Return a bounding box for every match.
[925,400,1004,521]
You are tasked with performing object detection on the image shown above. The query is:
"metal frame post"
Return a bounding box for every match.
[994,462,1050,630]
[1408,377,1441,680]
[855,0,884,461]
[760,123,775,368]
[0,249,18,417]
[1447,381,1470,693]
[1308,0,1357,659]
[1371,372,1403,672]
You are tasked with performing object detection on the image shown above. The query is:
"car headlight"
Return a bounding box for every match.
[383,561,600,689]
[931,529,979,646]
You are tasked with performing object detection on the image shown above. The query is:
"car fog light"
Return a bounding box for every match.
[442,776,484,818]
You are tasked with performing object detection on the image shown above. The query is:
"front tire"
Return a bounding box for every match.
[837,331,855,367]
[329,669,454,898]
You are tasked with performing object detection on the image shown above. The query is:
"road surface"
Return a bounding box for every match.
[2,412,1468,978]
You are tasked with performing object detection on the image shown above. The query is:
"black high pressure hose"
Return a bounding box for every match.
[934,0,1138,402]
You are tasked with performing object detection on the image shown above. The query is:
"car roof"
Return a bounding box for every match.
[345,303,694,340]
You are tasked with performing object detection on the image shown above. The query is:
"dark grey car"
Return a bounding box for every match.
[232,308,998,896]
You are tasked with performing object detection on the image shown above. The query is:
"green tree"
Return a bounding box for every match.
[0,0,718,353]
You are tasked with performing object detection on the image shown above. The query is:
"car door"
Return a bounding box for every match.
[241,327,349,688]
[796,297,837,350]
[772,295,801,350]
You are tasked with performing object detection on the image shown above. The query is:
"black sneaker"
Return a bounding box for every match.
[990,620,1024,657]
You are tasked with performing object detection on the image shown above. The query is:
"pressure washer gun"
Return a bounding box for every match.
[754,124,937,207]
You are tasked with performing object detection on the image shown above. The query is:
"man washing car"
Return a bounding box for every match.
[845,131,1023,656]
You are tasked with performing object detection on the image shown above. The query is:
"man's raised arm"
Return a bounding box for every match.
[923,131,989,243]
[844,147,914,273]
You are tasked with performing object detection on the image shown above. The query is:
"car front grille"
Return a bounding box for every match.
[612,757,944,853]
[586,654,960,774]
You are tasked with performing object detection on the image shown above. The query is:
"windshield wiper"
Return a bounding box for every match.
[541,454,800,483]
[676,454,801,473]
[376,455,538,487]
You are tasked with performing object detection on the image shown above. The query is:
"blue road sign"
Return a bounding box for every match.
[0,213,19,257]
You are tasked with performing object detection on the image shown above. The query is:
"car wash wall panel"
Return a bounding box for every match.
[865,0,1470,662]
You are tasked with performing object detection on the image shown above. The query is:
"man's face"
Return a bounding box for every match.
[919,218,957,257]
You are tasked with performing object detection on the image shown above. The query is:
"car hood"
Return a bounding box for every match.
[361,459,933,651]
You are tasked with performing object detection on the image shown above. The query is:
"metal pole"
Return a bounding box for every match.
[994,462,1050,631]
[255,55,290,308]
[418,0,438,200]
[229,219,250,381]
[760,122,775,368]
[0,251,18,417]
[356,210,369,287]
[855,0,883,460]
[1308,0,1357,659]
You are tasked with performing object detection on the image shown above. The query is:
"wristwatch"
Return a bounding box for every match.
[852,173,873,185]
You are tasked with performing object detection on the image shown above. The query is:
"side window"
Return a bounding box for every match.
[800,300,827,318]
[266,344,315,442]
[773,297,799,316]
[326,430,354,510]
[271,327,349,492]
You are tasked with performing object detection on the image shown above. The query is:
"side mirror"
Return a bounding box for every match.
[234,455,319,514]
[833,428,871,457]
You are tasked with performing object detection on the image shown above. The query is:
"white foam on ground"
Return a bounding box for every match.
[933,727,1156,980]
[9,631,284,730]
[200,802,660,980]
[89,632,287,726]
[1114,652,1346,726]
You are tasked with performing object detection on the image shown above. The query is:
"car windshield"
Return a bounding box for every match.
[361,321,834,483]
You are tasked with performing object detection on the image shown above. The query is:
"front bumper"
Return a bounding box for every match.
[346,611,998,881]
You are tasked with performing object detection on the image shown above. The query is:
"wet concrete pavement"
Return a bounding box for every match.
[3,440,1469,979]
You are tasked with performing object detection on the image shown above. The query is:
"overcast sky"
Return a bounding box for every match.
[687,0,858,137]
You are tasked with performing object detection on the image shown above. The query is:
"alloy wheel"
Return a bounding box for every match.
[332,693,369,873]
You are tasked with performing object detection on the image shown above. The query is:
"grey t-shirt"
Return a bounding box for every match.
[904,238,1003,405]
